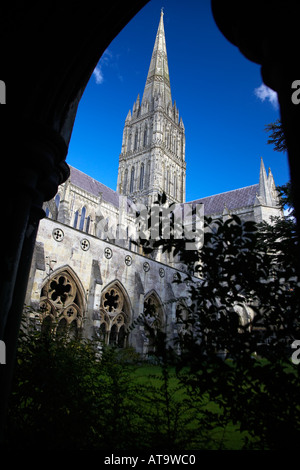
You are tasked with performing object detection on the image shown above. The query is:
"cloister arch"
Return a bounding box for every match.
[39,266,86,336]
[98,280,132,348]
[143,290,165,353]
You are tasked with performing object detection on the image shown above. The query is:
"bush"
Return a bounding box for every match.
[5,320,217,450]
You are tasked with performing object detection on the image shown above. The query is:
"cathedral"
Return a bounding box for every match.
[25,11,281,354]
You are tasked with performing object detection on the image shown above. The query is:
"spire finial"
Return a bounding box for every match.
[161,7,164,15]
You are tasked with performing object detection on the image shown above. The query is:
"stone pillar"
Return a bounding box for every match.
[0,120,69,443]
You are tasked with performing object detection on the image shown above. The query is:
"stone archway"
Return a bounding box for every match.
[98,281,131,348]
[39,266,85,336]
[143,291,165,354]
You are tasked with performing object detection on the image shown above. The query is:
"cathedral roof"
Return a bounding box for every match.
[70,163,260,216]
[188,184,259,216]
[70,166,120,207]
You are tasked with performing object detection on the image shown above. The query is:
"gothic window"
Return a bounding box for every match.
[130,166,135,193]
[55,194,60,211]
[139,163,144,190]
[39,268,84,336]
[127,133,132,152]
[109,324,118,345]
[143,127,148,147]
[161,163,165,191]
[73,210,79,229]
[146,162,151,186]
[174,173,177,198]
[79,206,86,231]
[175,302,191,350]
[166,130,170,148]
[85,215,91,234]
[166,169,170,194]
[123,169,128,194]
[134,131,138,151]
[143,293,164,353]
[98,283,131,348]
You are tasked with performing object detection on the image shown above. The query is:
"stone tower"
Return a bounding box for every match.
[117,10,186,206]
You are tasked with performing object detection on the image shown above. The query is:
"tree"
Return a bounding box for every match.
[176,214,300,449]
[264,119,295,216]
[264,119,287,153]
[138,192,300,449]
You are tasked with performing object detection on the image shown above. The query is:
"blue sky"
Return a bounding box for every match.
[67,0,290,202]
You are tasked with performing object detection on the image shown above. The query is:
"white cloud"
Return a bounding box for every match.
[93,64,104,84]
[254,83,279,109]
[92,49,114,85]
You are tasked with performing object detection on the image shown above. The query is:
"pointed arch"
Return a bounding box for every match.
[123,169,128,194]
[127,132,132,153]
[79,206,86,231]
[143,125,148,147]
[144,290,165,325]
[39,266,86,335]
[85,215,91,233]
[143,290,165,354]
[55,193,61,212]
[73,209,79,228]
[97,279,132,348]
[134,129,138,151]
[139,162,144,190]
[130,166,135,193]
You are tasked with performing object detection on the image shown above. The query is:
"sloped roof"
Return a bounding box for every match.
[188,184,259,216]
[69,166,259,216]
[69,166,120,208]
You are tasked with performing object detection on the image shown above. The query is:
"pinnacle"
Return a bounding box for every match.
[141,10,172,108]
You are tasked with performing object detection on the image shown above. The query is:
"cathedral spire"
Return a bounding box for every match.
[258,157,272,206]
[141,9,172,108]
[117,9,186,206]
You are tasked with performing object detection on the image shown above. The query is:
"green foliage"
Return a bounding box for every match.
[264,119,287,153]
[6,323,143,450]
[133,188,300,448]
[264,119,295,214]
[174,214,300,449]
[5,321,220,450]
[132,363,220,450]
[277,181,295,215]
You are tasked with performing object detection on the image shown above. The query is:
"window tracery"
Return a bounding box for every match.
[143,293,164,352]
[39,269,84,335]
[98,284,130,348]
